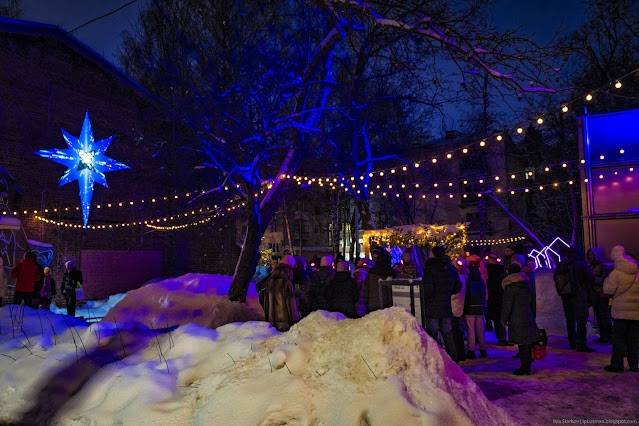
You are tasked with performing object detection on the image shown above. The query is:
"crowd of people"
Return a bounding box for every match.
[258,242,639,376]
[0,252,83,317]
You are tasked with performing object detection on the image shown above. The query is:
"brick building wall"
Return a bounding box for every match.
[0,19,239,300]
[80,250,163,300]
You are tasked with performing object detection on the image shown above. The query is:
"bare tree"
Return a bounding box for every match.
[120,0,567,301]
[0,0,22,18]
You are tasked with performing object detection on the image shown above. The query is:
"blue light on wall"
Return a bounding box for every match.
[35,111,129,228]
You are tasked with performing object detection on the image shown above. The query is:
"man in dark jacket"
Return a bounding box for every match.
[310,255,335,311]
[363,249,395,312]
[421,245,462,362]
[10,251,40,307]
[486,254,512,346]
[502,263,538,375]
[554,246,595,352]
[587,247,612,344]
[61,260,83,317]
[328,261,359,318]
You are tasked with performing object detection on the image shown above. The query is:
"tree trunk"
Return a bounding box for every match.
[228,191,283,302]
[357,198,375,230]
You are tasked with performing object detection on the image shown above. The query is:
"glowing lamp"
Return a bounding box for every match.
[447,153,452,159]
[615,81,622,89]
[496,135,502,141]
[586,94,593,101]
[462,148,468,154]
[562,105,569,113]
[517,128,523,134]
[537,118,544,125]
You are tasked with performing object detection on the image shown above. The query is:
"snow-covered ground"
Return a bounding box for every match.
[1,272,636,425]
[463,330,639,425]
[0,274,512,425]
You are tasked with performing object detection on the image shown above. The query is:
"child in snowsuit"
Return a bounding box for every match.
[39,267,57,310]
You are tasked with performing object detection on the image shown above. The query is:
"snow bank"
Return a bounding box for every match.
[50,293,128,319]
[101,273,264,329]
[0,305,512,425]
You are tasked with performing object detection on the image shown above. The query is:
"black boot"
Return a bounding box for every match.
[466,350,476,360]
[512,352,520,358]
[514,344,532,375]
[479,349,487,358]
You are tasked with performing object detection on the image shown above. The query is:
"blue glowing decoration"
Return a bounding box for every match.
[35,111,129,228]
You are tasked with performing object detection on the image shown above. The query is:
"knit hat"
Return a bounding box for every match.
[336,261,350,272]
[320,255,334,267]
[279,255,296,267]
[467,254,482,267]
[44,267,51,275]
[65,260,76,270]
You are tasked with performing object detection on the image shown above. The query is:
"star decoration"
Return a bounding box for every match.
[35,111,129,228]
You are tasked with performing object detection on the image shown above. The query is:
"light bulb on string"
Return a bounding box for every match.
[615,81,622,89]
[479,141,486,147]
[462,148,468,154]
[496,135,502,141]
[586,94,593,101]
[537,118,544,125]
[517,128,523,134]
[562,105,569,113]
[447,153,452,159]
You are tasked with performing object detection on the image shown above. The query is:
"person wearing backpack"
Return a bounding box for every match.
[554,246,596,352]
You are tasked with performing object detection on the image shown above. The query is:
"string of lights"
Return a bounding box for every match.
[466,236,526,246]
[145,216,213,231]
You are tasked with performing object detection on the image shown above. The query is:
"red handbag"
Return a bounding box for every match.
[532,344,547,360]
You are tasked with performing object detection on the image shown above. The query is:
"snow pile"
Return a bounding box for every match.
[101,273,264,329]
[0,305,512,425]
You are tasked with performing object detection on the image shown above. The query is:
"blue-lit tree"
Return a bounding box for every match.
[121,0,567,301]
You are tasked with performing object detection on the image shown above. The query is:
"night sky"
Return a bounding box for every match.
[21,0,586,69]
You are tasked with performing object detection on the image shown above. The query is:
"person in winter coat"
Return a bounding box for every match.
[293,256,312,317]
[452,258,469,361]
[486,254,511,346]
[502,263,538,375]
[465,255,488,359]
[328,261,359,318]
[354,259,369,317]
[264,263,300,332]
[603,245,639,373]
[421,245,462,362]
[503,245,515,268]
[10,251,40,307]
[61,260,83,317]
[33,258,45,310]
[310,255,335,311]
[363,249,395,312]
[0,258,8,307]
[553,246,595,352]
[587,247,613,344]
[398,248,421,279]
[39,267,57,310]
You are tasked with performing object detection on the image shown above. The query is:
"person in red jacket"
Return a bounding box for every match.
[10,251,40,307]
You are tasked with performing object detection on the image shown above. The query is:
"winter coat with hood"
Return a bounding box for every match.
[588,247,611,298]
[451,261,469,318]
[501,272,538,345]
[421,256,462,319]
[363,250,395,312]
[264,264,300,332]
[464,266,487,316]
[329,271,359,318]
[486,262,505,321]
[603,245,639,321]
[10,257,40,292]
[310,266,335,311]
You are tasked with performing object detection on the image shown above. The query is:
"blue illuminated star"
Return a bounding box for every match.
[35,111,129,228]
